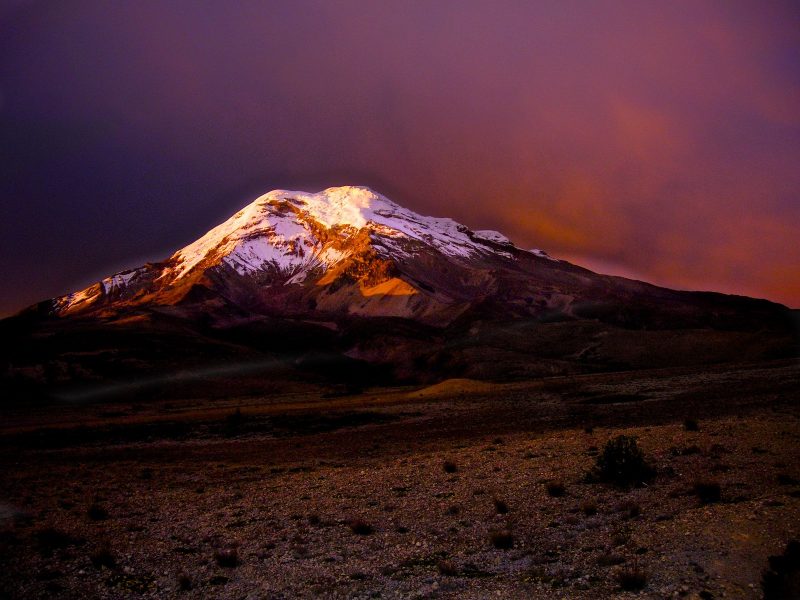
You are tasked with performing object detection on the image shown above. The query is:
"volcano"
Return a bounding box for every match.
[3,186,797,395]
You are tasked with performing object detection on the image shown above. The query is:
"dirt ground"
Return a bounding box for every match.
[1,359,799,599]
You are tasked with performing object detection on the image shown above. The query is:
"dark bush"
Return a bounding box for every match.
[591,435,654,487]
[443,461,457,473]
[762,540,800,600]
[693,481,722,504]
[493,498,509,514]
[224,408,244,437]
[437,560,458,576]
[89,543,115,569]
[617,499,641,518]
[777,474,799,486]
[177,572,192,591]
[213,547,239,568]
[348,520,374,535]
[489,529,514,549]
[546,481,566,497]
[35,527,84,557]
[616,564,647,591]
[683,418,699,431]
[87,504,109,521]
[580,501,598,516]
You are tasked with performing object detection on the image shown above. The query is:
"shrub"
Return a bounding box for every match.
[224,408,244,437]
[213,547,239,568]
[762,540,800,600]
[546,481,566,497]
[89,543,115,569]
[348,520,374,535]
[177,572,192,591]
[437,560,458,576]
[683,418,699,431]
[580,501,598,516]
[591,435,655,487]
[443,461,458,473]
[693,481,722,504]
[617,499,641,518]
[777,474,799,486]
[87,503,109,521]
[35,527,84,557]
[489,529,514,549]
[616,563,647,591]
[493,498,509,514]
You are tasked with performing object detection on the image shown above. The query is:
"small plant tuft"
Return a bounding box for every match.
[89,543,115,569]
[493,498,509,514]
[590,435,655,487]
[546,481,566,497]
[443,460,458,473]
[35,527,84,557]
[437,560,458,576]
[348,520,374,535]
[177,572,192,591]
[693,481,722,504]
[213,547,239,568]
[617,499,641,518]
[683,418,699,431]
[489,529,514,550]
[616,563,647,591]
[87,503,109,521]
[762,539,800,600]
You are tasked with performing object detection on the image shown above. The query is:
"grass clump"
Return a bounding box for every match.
[35,527,84,557]
[683,418,699,431]
[590,435,655,487]
[493,498,509,514]
[489,529,514,550]
[348,520,374,535]
[545,481,566,497]
[213,546,239,568]
[616,563,647,591]
[762,540,800,600]
[437,560,458,576]
[177,572,192,591]
[693,481,722,504]
[442,460,458,473]
[87,503,109,521]
[89,543,115,569]
[617,499,641,518]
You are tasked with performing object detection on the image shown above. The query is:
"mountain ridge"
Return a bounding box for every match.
[2,186,796,397]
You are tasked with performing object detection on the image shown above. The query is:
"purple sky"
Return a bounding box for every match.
[1,0,799,314]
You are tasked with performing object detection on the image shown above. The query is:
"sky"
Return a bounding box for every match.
[1,0,799,315]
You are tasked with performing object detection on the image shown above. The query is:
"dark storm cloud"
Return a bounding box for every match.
[1,0,799,313]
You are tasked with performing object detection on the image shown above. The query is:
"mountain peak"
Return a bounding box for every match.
[53,186,525,317]
[253,185,399,230]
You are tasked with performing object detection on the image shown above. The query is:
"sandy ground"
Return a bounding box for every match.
[1,360,799,599]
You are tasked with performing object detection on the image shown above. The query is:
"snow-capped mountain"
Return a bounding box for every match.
[7,185,794,388]
[51,186,570,324]
[48,185,791,341]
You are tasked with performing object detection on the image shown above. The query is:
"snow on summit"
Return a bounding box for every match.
[56,186,548,313]
[166,186,515,281]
